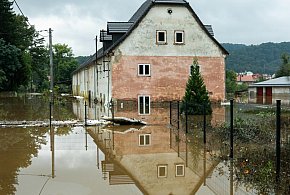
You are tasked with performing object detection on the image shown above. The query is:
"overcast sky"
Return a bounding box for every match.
[13,0,290,56]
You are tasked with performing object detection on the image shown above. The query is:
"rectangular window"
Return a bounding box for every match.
[138,64,150,76]
[138,95,150,115]
[139,134,151,146]
[175,30,184,44]
[175,164,185,177]
[157,165,167,178]
[156,30,167,44]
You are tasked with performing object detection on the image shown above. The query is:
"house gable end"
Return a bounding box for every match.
[116,3,227,57]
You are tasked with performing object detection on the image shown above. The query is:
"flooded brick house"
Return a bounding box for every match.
[72,0,228,115]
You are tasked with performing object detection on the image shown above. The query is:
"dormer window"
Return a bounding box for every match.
[156,30,167,44]
[174,30,184,44]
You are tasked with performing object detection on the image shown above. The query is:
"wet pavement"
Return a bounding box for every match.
[0,95,289,195]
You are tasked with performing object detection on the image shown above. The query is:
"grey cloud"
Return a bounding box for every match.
[13,0,290,55]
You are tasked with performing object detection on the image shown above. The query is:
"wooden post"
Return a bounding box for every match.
[230,99,234,159]
[203,103,206,144]
[276,100,281,185]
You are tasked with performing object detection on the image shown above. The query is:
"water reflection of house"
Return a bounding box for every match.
[72,0,228,115]
[73,99,226,127]
[248,76,290,105]
[87,124,220,195]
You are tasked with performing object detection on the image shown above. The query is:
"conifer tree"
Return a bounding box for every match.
[182,58,212,115]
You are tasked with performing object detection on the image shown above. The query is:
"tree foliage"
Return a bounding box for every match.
[275,53,290,77]
[181,58,212,115]
[0,0,44,91]
[0,0,78,93]
[53,44,78,93]
[226,70,237,94]
[0,39,22,90]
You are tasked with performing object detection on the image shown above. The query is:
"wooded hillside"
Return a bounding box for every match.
[223,42,290,74]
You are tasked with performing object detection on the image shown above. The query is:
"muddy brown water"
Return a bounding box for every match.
[1,95,286,195]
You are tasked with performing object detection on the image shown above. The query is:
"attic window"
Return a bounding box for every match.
[174,30,184,44]
[156,30,167,45]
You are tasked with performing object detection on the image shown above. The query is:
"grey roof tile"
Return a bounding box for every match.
[249,76,290,87]
[204,25,214,37]
[100,30,112,41]
[107,22,134,34]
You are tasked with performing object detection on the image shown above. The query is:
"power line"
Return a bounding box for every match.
[12,0,48,38]
[13,0,31,26]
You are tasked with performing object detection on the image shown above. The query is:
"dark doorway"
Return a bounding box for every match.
[257,87,263,104]
[265,87,272,104]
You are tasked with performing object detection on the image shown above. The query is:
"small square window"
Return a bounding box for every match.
[157,165,167,178]
[139,134,151,146]
[138,64,150,76]
[175,30,184,44]
[175,164,185,177]
[156,30,167,44]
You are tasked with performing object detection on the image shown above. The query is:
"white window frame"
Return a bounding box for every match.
[174,30,184,44]
[175,164,185,177]
[139,134,151,146]
[138,95,150,115]
[156,30,167,44]
[138,64,151,76]
[157,165,168,178]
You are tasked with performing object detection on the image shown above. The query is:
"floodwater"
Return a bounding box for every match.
[0,95,288,195]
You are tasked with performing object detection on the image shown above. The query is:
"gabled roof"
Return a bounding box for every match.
[73,0,228,73]
[249,76,290,87]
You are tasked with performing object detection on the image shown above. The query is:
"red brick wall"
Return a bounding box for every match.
[112,56,225,102]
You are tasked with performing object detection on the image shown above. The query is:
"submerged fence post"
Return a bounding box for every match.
[169,101,172,125]
[185,102,188,134]
[85,101,87,126]
[276,100,281,184]
[230,99,234,159]
[111,100,115,150]
[177,101,180,129]
[49,102,52,129]
[203,103,206,144]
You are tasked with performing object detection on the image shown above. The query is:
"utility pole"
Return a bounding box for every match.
[49,28,55,178]
[49,28,54,104]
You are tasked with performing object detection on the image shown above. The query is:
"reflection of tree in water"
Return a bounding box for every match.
[0,127,47,195]
[55,126,72,136]
[0,96,76,121]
